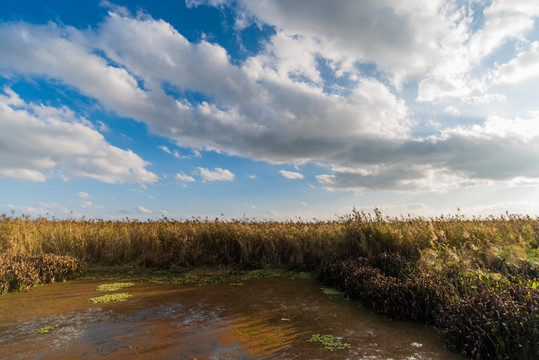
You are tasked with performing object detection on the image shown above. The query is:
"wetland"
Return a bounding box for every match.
[0,273,461,359]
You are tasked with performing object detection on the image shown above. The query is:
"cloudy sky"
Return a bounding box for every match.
[1,0,539,220]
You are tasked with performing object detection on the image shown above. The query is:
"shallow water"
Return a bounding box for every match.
[0,276,463,359]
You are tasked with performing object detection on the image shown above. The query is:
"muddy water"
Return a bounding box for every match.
[0,277,462,359]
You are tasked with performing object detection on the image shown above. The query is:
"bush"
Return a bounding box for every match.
[440,279,538,360]
[0,254,83,294]
[318,257,539,360]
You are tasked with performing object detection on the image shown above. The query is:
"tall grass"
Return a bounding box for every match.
[1,210,538,358]
[2,211,537,273]
[0,214,344,269]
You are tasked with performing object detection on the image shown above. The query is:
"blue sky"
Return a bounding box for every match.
[1,0,539,220]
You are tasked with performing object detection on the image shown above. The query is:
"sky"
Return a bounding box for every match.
[1,0,539,220]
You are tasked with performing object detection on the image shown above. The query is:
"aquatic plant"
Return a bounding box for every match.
[96,282,134,291]
[89,292,132,304]
[35,325,58,334]
[307,334,351,351]
[320,286,345,297]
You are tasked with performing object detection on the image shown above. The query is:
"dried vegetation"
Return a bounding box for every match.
[0,210,538,359]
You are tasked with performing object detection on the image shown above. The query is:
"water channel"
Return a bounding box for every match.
[0,276,463,359]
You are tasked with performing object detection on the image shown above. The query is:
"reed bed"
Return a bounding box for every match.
[0,210,538,359]
[0,254,82,294]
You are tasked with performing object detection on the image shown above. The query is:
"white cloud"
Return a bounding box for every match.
[225,0,462,87]
[0,12,412,164]
[248,174,257,180]
[196,167,235,181]
[6,202,73,218]
[442,113,539,142]
[279,170,304,180]
[490,41,539,84]
[176,172,196,182]
[78,192,91,199]
[1,5,539,195]
[159,145,181,158]
[444,106,461,116]
[0,169,46,182]
[136,205,152,214]
[416,0,539,101]
[97,121,110,133]
[468,0,539,61]
[0,88,158,184]
[313,109,539,192]
[159,145,172,154]
[508,177,539,187]
[185,0,227,8]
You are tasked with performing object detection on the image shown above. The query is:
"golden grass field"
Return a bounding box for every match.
[1,210,538,359]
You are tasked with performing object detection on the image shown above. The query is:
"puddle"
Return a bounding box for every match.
[0,277,463,359]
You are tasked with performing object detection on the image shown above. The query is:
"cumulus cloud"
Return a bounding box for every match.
[316,111,539,192]
[196,167,235,181]
[0,12,411,160]
[207,0,538,101]
[0,88,158,183]
[490,41,539,84]
[279,170,304,180]
[1,4,539,194]
[208,0,458,86]
[416,0,539,101]
[176,172,195,182]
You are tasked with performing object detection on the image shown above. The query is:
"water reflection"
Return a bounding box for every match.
[0,277,462,359]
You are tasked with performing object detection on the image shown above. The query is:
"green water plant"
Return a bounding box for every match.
[89,292,132,304]
[307,334,351,351]
[96,282,134,292]
[36,325,59,334]
[321,286,345,297]
[240,269,287,280]
[307,334,350,351]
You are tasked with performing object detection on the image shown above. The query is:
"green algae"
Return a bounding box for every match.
[96,282,134,292]
[89,292,132,304]
[307,334,351,351]
[321,286,345,297]
[84,268,312,287]
[35,325,59,334]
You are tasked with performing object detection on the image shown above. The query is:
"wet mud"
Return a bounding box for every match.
[0,276,463,359]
